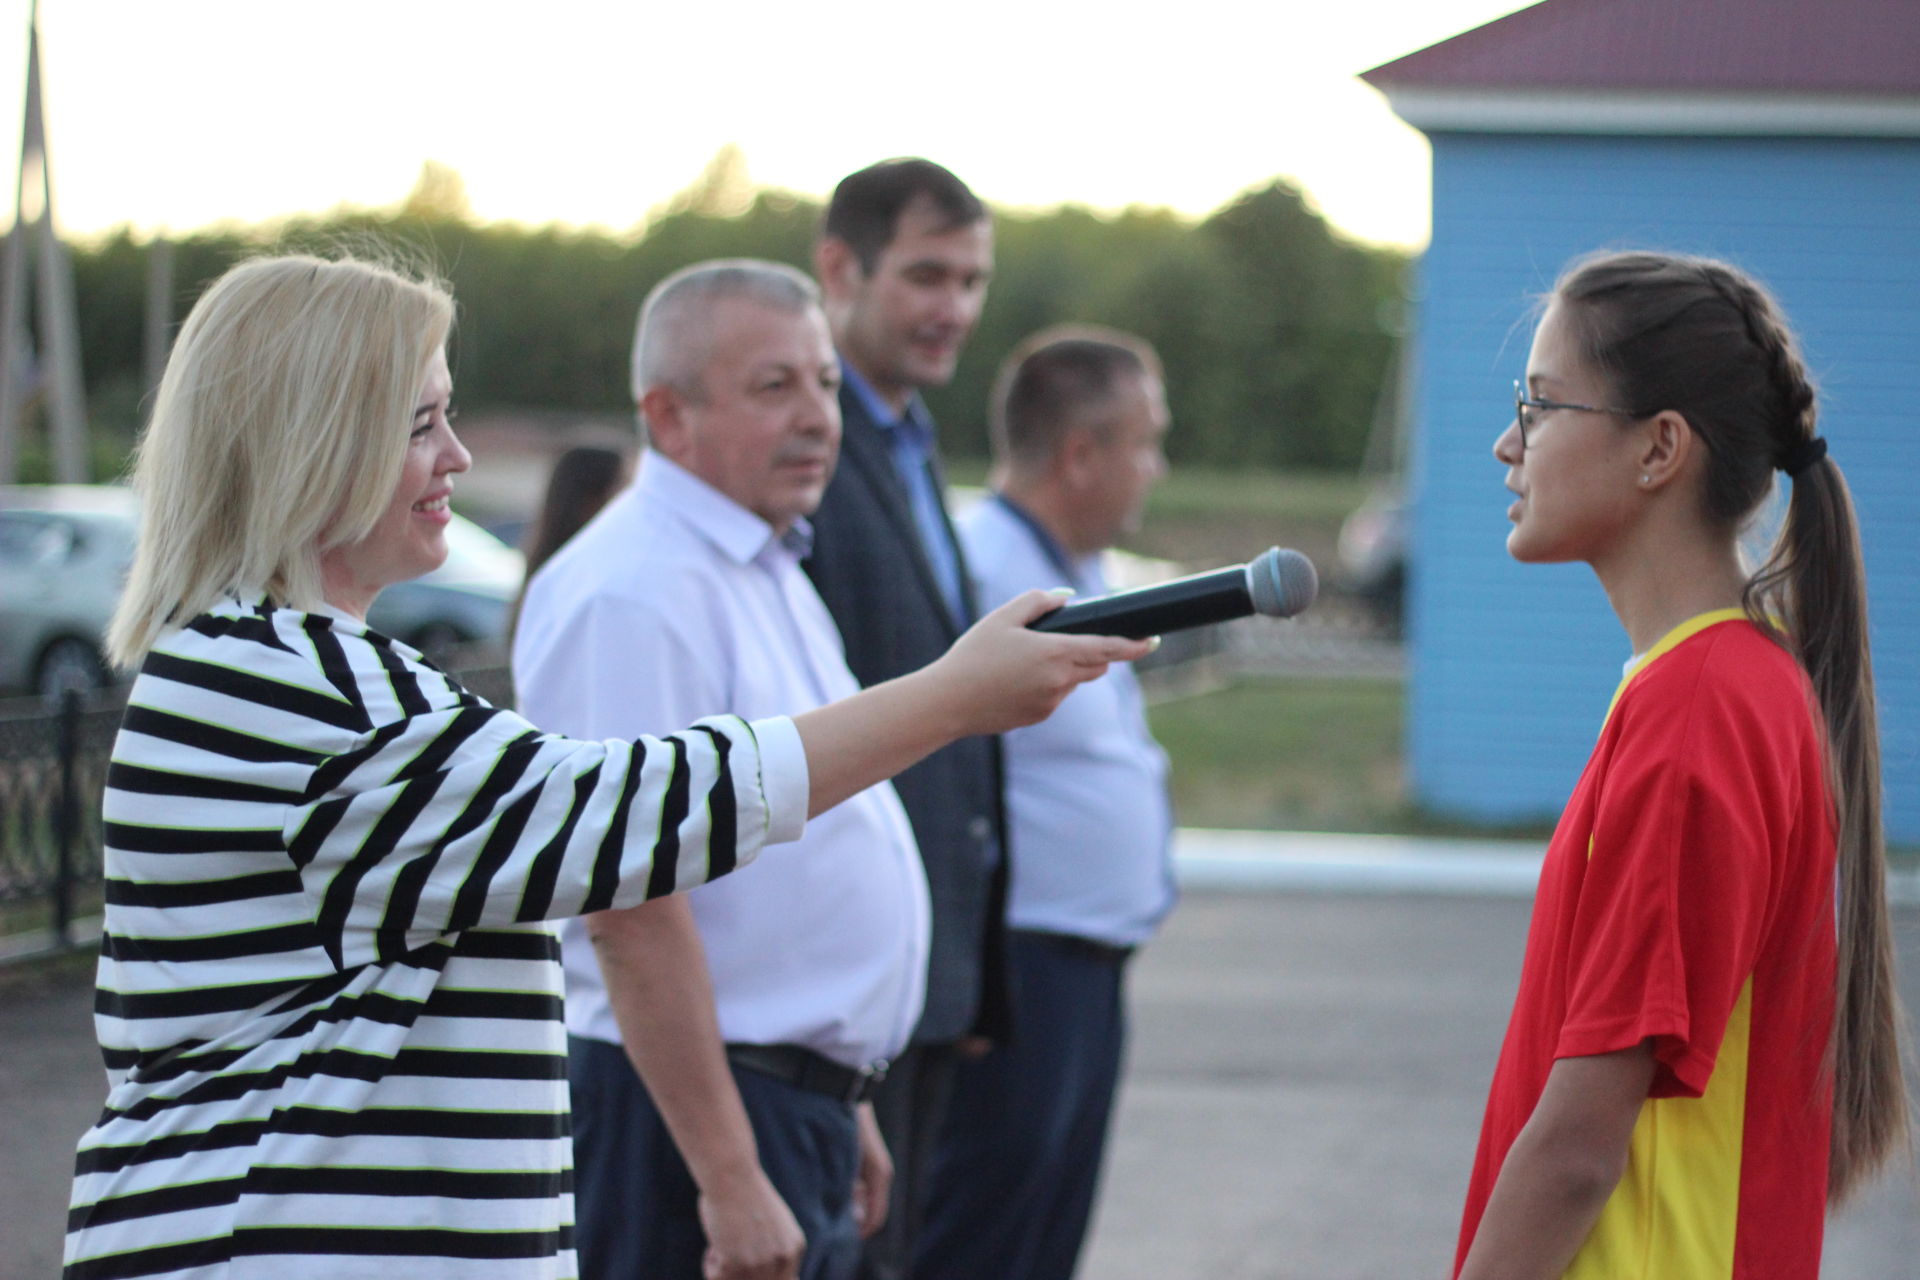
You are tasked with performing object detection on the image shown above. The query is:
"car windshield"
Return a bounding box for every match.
[423,514,525,586]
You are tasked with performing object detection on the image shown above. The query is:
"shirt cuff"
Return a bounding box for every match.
[749,715,809,845]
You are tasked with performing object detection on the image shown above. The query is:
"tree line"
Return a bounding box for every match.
[59,165,1410,473]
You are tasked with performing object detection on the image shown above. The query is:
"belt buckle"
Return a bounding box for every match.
[849,1057,890,1104]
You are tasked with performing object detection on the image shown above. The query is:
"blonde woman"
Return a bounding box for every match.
[65,255,1146,1280]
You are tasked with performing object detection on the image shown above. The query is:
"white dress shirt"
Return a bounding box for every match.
[514,450,929,1069]
[958,495,1176,948]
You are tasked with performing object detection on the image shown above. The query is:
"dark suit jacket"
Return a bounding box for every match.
[804,381,1011,1046]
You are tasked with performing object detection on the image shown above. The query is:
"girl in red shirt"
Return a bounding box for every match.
[1456,252,1909,1279]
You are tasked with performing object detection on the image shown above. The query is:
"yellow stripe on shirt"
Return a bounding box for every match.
[1603,608,1750,728]
[1565,977,1753,1279]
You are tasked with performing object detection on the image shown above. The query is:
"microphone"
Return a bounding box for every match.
[1028,547,1318,639]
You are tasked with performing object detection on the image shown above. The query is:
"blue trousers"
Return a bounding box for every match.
[855,1041,960,1280]
[915,931,1131,1280]
[568,1034,862,1280]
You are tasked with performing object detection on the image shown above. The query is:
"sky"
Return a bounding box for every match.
[0,0,1537,250]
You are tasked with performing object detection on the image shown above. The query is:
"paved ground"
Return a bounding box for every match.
[6,886,1918,1280]
[1082,891,1920,1280]
[0,948,97,1280]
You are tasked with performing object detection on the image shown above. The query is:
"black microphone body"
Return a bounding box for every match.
[1030,566,1258,638]
[1028,547,1317,639]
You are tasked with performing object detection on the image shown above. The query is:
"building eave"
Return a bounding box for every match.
[1377,86,1920,137]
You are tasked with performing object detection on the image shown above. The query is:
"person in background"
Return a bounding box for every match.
[521,443,633,580]
[917,326,1175,1280]
[804,158,998,1280]
[1456,250,1909,1279]
[509,442,632,637]
[515,260,928,1280]
[63,252,1147,1280]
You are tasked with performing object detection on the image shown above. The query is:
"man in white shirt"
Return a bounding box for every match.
[514,260,928,1280]
[917,327,1176,1280]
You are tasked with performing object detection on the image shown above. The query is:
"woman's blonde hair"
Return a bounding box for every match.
[108,254,454,666]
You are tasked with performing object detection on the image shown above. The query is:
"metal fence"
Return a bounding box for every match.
[0,655,518,962]
[0,688,122,952]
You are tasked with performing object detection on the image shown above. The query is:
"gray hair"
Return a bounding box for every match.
[630,259,821,403]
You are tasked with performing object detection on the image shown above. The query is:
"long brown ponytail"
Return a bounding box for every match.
[1555,251,1909,1203]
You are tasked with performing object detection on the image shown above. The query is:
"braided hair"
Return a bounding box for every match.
[1553,251,1908,1204]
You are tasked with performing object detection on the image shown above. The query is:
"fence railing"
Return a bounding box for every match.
[0,688,123,954]
[0,657,518,962]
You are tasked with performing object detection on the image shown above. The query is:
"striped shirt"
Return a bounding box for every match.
[63,597,807,1279]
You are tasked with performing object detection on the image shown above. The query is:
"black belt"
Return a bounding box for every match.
[1022,929,1135,966]
[725,1043,889,1105]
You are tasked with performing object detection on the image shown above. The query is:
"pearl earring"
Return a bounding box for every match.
[1641,475,1651,485]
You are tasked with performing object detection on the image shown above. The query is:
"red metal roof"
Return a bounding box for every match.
[1362,0,1920,96]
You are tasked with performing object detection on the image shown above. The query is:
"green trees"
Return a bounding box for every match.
[63,170,1408,473]
[942,184,1407,469]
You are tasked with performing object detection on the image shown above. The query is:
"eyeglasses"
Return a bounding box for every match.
[1513,380,1644,450]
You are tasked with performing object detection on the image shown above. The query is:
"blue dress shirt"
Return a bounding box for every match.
[839,360,968,627]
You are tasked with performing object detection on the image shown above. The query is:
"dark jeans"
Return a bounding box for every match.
[568,1034,861,1280]
[856,1041,962,1280]
[915,931,1130,1280]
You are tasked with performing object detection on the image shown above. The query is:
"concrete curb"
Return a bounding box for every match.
[1174,828,1546,897]
[1173,827,1920,905]
[3,833,1914,971]
[0,915,103,967]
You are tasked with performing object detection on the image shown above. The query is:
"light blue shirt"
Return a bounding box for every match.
[840,359,968,626]
[515,450,929,1068]
[959,494,1176,947]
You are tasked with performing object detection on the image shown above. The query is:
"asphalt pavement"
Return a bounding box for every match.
[5,848,1917,1280]
[1080,888,1920,1280]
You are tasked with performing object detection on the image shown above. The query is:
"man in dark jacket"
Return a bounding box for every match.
[807,158,998,1280]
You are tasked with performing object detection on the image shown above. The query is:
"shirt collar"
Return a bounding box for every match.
[839,357,933,441]
[1605,607,1750,725]
[637,449,810,567]
[991,491,1101,593]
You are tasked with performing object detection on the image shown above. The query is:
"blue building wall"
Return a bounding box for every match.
[1409,133,1920,842]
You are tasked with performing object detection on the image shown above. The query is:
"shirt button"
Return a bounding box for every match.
[968,816,992,842]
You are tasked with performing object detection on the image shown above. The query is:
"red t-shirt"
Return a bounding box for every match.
[1456,612,1837,1279]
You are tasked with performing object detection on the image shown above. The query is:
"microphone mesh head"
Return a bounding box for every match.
[1246,547,1318,618]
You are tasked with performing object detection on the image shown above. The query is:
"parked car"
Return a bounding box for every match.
[1335,486,1407,637]
[0,485,138,701]
[0,484,524,700]
[365,512,525,664]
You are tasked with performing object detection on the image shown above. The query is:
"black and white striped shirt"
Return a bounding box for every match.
[64,598,806,1279]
